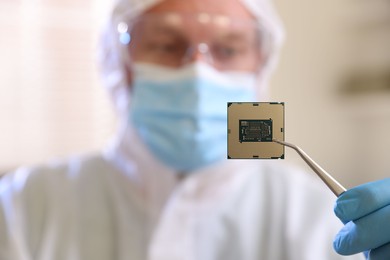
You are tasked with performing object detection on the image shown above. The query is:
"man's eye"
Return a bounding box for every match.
[220,47,239,57]
[147,42,182,54]
[213,45,242,60]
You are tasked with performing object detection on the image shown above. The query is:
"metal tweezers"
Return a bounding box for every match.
[273,139,346,196]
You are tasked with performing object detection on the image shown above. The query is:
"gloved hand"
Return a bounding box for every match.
[333,178,390,260]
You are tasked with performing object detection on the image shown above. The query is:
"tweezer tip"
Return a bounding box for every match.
[273,138,282,144]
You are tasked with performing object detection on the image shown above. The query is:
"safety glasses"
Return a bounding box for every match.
[116,13,267,72]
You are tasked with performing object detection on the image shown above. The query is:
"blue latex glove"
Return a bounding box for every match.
[333,178,390,259]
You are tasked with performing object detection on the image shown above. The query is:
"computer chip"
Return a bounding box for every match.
[227,102,284,159]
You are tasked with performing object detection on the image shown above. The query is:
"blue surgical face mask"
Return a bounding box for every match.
[129,62,257,172]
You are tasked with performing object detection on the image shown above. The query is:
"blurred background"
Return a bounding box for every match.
[271,0,390,188]
[0,0,389,188]
[0,0,116,173]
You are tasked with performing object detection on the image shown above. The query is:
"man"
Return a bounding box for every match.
[0,0,388,259]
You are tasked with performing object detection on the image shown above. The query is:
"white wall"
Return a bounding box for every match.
[0,0,116,172]
[271,0,390,187]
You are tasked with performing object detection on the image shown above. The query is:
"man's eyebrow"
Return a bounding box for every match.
[215,32,253,42]
[146,24,186,38]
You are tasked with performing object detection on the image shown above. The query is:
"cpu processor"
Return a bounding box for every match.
[227,102,285,159]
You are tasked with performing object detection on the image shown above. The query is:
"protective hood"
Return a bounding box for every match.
[98,0,285,116]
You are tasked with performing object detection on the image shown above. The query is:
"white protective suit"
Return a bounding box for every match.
[0,0,365,259]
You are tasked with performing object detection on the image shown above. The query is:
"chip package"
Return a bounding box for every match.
[227,102,284,159]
